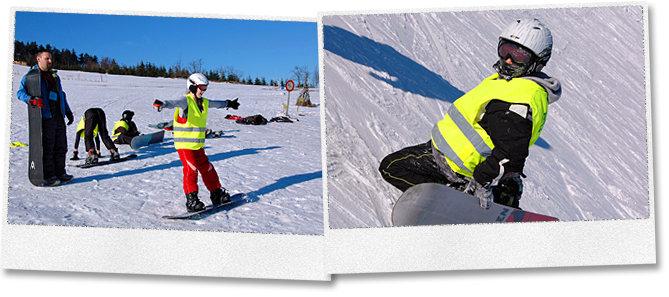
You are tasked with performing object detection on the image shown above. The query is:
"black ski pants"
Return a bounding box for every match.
[379,140,468,192]
[84,108,117,153]
[41,117,68,179]
[380,140,523,208]
[113,134,134,145]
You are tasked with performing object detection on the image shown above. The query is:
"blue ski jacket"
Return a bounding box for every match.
[17,66,72,119]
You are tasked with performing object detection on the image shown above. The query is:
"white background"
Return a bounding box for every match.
[0,0,665,295]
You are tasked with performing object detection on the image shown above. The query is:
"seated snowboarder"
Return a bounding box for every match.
[152,72,240,212]
[71,116,101,160]
[112,110,141,145]
[295,86,312,106]
[379,18,561,209]
[81,107,121,165]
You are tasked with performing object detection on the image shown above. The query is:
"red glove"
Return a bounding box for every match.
[29,98,44,108]
[152,99,164,112]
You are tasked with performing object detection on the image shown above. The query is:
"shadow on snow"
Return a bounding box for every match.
[67,145,281,185]
[196,170,323,219]
[323,25,464,103]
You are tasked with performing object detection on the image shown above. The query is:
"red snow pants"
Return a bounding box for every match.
[177,148,221,195]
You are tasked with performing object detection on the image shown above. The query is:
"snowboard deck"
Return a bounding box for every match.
[75,154,138,169]
[391,183,558,226]
[130,130,165,150]
[70,154,109,161]
[162,193,247,220]
[27,104,45,186]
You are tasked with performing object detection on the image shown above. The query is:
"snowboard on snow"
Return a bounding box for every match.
[162,193,247,220]
[71,153,108,161]
[391,183,559,226]
[75,154,138,169]
[130,130,165,150]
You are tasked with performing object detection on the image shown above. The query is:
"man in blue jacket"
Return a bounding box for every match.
[17,50,74,186]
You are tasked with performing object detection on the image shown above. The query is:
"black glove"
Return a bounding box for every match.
[226,98,240,110]
[153,99,164,112]
[66,111,74,125]
[492,173,523,208]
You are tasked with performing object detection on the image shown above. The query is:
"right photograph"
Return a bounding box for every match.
[322,5,651,228]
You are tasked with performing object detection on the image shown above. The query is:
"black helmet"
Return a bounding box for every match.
[122,110,134,121]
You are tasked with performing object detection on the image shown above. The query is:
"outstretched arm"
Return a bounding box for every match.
[162,97,189,109]
[209,98,239,109]
[153,96,188,111]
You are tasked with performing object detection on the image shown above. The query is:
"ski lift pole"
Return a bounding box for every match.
[285,79,295,117]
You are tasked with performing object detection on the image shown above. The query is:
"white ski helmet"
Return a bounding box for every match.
[187,73,209,89]
[499,18,553,68]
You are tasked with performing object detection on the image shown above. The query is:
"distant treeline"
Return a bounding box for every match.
[14,40,317,88]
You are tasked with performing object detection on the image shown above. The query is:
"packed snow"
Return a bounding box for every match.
[323,6,650,228]
[8,65,323,235]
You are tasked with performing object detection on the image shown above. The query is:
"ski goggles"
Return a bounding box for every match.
[498,41,534,65]
[196,85,208,91]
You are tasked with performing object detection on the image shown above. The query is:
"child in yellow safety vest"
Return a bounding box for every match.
[79,107,121,165]
[111,110,140,145]
[379,19,562,209]
[152,73,240,212]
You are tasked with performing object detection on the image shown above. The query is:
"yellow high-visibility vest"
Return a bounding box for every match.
[173,94,208,150]
[431,73,548,177]
[111,120,129,141]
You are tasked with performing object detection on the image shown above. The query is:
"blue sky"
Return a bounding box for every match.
[14,11,318,81]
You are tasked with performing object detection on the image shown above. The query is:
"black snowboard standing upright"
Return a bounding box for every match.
[27,103,45,186]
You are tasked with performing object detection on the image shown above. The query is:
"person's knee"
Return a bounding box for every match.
[379,152,405,183]
[379,153,394,178]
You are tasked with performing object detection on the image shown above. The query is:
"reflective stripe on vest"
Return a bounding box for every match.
[447,106,493,157]
[111,120,129,141]
[173,94,209,150]
[431,73,548,177]
[172,127,207,132]
[172,138,206,144]
[431,125,472,175]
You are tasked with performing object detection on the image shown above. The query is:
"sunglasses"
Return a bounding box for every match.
[498,42,534,65]
[196,85,208,91]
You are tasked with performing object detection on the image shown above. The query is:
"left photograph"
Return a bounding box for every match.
[8,11,323,235]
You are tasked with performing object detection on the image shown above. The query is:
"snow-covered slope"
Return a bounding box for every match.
[8,65,323,235]
[323,6,649,228]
